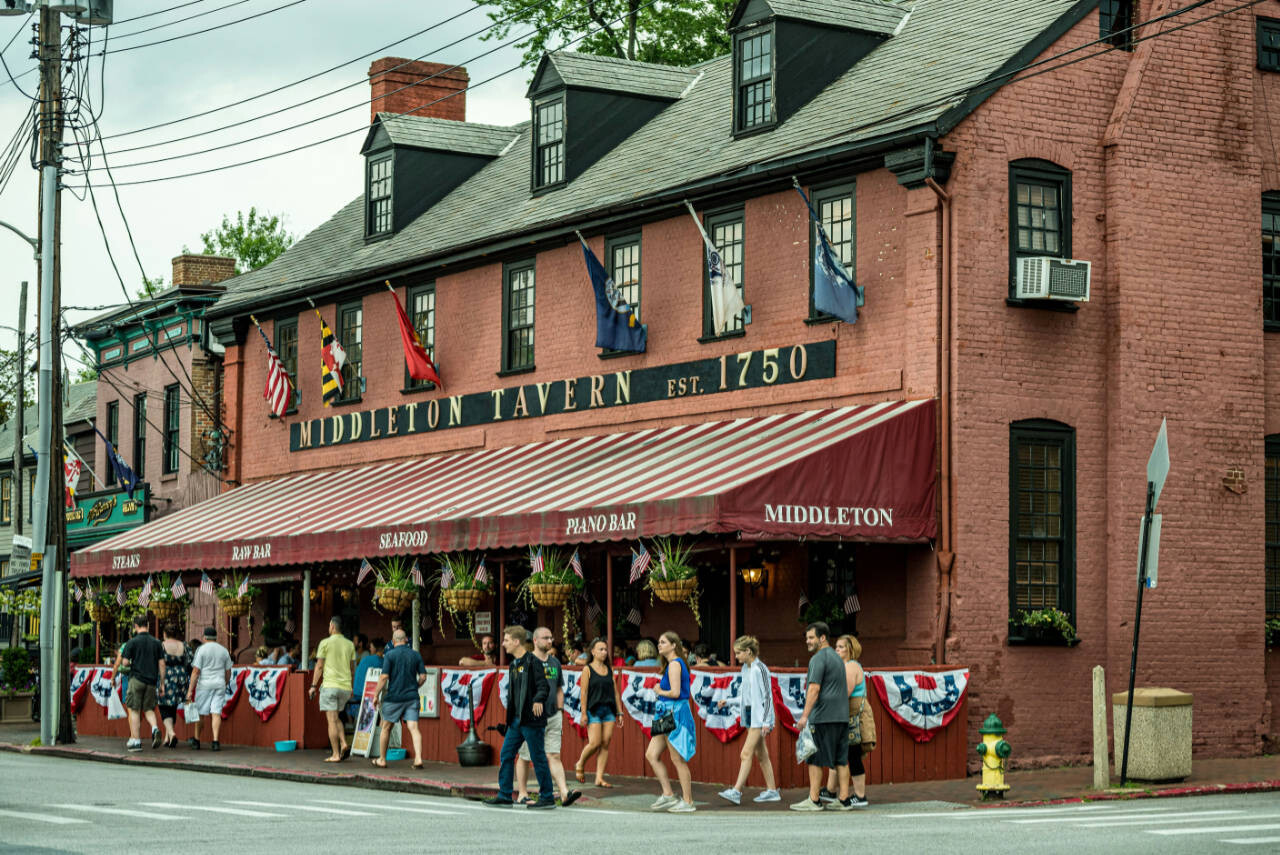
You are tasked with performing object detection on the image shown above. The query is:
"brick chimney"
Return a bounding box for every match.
[172,253,237,286]
[368,57,468,124]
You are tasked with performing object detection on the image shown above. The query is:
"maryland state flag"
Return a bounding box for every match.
[317,312,347,406]
[387,282,443,388]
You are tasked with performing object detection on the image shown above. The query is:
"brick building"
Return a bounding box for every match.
[71,0,1280,770]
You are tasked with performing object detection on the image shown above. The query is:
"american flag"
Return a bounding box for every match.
[409,558,424,587]
[585,596,602,624]
[569,550,583,579]
[441,562,454,589]
[138,576,153,607]
[626,607,642,625]
[629,542,651,583]
[116,581,125,606]
[798,593,810,616]
[73,582,83,603]
[200,572,214,596]
[530,547,544,576]
[237,573,250,597]
[474,558,488,586]
[844,591,861,614]
[171,576,186,599]
[255,322,294,418]
[357,558,373,585]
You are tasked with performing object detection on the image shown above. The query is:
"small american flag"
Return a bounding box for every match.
[475,558,488,586]
[585,596,602,624]
[410,558,424,587]
[200,572,214,596]
[171,576,186,599]
[115,581,125,606]
[237,573,250,597]
[798,593,810,616]
[629,542,651,583]
[626,607,642,625]
[73,582,83,602]
[138,576,153,607]
[357,558,373,585]
[441,563,454,590]
[569,550,583,578]
[255,322,295,418]
[530,547,544,576]
[844,591,861,614]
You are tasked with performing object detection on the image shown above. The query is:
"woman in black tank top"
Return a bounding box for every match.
[574,638,624,787]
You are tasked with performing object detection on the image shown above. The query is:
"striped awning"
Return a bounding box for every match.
[71,400,936,577]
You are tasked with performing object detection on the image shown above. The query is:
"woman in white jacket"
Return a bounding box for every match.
[717,635,780,804]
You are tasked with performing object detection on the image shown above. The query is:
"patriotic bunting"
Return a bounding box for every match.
[498,670,510,710]
[562,668,587,739]
[771,672,808,735]
[88,667,121,710]
[867,669,969,743]
[69,666,93,713]
[243,667,289,722]
[220,667,250,720]
[690,670,745,743]
[439,668,498,732]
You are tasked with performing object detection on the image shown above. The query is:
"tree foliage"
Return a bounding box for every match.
[0,344,34,425]
[198,207,295,275]
[477,0,737,69]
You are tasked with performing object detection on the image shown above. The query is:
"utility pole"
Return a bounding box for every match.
[13,280,25,538]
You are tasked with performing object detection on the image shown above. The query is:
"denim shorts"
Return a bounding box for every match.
[587,704,616,724]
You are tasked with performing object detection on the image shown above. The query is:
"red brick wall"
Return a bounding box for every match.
[368,58,468,124]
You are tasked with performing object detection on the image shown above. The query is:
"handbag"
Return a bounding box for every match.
[847,697,862,745]
[859,694,877,755]
[651,708,676,736]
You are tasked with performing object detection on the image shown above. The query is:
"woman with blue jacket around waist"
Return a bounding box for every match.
[645,631,697,813]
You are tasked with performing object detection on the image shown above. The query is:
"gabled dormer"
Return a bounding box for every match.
[360,113,519,240]
[728,0,908,136]
[525,52,699,193]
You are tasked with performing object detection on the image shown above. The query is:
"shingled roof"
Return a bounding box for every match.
[740,0,913,35]
[0,380,97,462]
[528,51,701,100]
[209,0,1092,321]
[369,113,520,157]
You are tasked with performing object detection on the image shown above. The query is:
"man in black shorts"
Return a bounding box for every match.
[790,622,850,811]
[117,615,166,752]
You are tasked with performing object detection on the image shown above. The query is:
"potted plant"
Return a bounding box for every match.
[148,572,185,623]
[1009,607,1079,646]
[216,572,261,619]
[373,556,419,613]
[83,579,117,624]
[799,593,844,630]
[0,647,35,723]
[516,548,585,639]
[1267,618,1280,650]
[429,553,491,640]
[645,537,701,624]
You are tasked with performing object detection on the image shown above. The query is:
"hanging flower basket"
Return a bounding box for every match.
[651,577,698,603]
[85,602,116,623]
[149,600,182,622]
[530,583,575,608]
[218,596,253,619]
[442,588,487,613]
[375,586,417,613]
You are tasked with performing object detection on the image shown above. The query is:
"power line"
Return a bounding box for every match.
[111,0,210,27]
[104,0,310,56]
[107,0,254,42]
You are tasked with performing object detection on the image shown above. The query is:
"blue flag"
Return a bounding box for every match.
[93,426,139,499]
[580,238,647,353]
[795,185,864,324]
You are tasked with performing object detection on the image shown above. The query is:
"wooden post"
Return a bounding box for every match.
[605,553,614,665]
[1092,665,1109,789]
[498,561,506,667]
[728,546,737,654]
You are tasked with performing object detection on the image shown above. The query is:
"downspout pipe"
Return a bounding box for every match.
[926,166,955,666]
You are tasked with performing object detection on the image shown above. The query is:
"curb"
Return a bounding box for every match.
[977,780,1280,809]
[0,741,502,802]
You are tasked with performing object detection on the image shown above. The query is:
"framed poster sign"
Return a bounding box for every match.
[350,668,382,757]
[418,667,440,718]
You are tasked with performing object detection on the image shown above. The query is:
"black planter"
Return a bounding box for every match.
[1267,627,1280,650]
[1009,624,1076,646]
[456,733,492,767]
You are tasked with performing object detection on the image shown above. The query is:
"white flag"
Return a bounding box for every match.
[685,201,746,334]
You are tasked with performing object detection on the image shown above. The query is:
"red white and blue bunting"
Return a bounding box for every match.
[771,672,807,734]
[242,667,289,722]
[561,668,587,738]
[87,667,122,712]
[690,670,744,743]
[619,669,662,736]
[866,668,969,743]
[219,667,250,720]
[69,666,94,714]
[440,668,497,732]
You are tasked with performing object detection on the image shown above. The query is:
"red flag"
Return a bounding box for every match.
[388,283,443,388]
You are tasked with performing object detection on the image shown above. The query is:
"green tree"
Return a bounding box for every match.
[476,0,737,68]
[0,344,34,425]
[198,207,295,275]
[137,275,165,300]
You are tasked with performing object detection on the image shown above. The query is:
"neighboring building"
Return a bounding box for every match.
[71,0,1280,768]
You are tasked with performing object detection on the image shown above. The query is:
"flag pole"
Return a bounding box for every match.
[63,441,104,491]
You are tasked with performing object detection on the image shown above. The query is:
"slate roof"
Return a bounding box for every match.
[531,51,701,100]
[372,113,520,157]
[0,380,97,463]
[754,0,912,35]
[209,0,1088,320]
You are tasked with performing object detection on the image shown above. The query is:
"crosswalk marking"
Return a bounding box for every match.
[1150,822,1280,836]
[311,799,458,816]
[1077,810,1247,828]
[396,798,490,812]
[224,801,374,817]
[1003,807,1181,824]
[0,808,89,825]
[1223,837,1280,845]
[891,805,1119,819]
[141,802,287,818]
[50,804,183,821]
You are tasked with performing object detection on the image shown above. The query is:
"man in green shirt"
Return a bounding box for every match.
[309,617,356,762]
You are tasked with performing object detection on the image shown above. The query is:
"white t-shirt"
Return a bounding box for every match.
[192,641,234,687]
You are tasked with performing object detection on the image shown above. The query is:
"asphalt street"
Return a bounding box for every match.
[1,752,1278,854]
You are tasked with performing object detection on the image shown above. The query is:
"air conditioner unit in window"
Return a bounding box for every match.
[1015,256,1091,302]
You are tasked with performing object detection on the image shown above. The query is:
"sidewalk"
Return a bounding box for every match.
[2,722,1276,811]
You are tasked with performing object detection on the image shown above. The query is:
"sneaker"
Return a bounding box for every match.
[825,798,854,811]
[482,796,513,808]
[188,738,200,750]
[817,787,838,804]
[847,795,869,808]
[753,789,782,803]
[790,798,824,812]
[151,727,162,749]
[211,741,220,752]
[650,794,678,811]
[126,739,142,752]
[717,788,742,805]
[667,799,696,813]
[527,799,557,810]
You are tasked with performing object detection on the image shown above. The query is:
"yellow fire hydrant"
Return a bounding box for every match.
[975,713,1011,799]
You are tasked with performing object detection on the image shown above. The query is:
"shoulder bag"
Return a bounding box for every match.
[859,694,876,755]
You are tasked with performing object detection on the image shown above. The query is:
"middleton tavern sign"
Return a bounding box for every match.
[290,341,836,452]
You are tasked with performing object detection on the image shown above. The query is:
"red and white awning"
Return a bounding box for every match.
[71,400,936,577]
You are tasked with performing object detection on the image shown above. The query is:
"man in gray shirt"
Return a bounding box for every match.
[790,622,850,811]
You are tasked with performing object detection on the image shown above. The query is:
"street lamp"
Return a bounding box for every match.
[0,220,38,258]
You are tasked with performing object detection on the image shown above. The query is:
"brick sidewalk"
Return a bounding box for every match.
[2,723,1276,811]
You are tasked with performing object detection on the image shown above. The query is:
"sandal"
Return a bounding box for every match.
[371,758,387,768]
[595,780,613,788]
[412,762,424,770]
[518,796,535,805]
[323,756,342,763]
[574,765,586,783]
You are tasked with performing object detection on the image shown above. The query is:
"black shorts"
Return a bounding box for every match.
[158,703,178,720]
[808,721,848,768]
[847,742,865,776]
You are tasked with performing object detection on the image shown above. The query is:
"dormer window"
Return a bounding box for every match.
[534,97,565,189]
[736,28,774,133]
[367,155,393,237]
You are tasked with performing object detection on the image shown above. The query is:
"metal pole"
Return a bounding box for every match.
[301,569,311,673]
[411,589,420,652]
[605,553,613,666]
[497,561,505,668]
[13,280,25,538]
[1119,480,1156,787]
[728,546,737,656]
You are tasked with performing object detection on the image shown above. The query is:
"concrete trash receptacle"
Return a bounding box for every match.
[1111,687,1192,782]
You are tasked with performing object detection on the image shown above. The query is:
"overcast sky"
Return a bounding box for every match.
[0,0,531,375]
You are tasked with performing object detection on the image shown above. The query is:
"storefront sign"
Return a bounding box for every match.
[10,535,31,574]
[290,341,836,452]
[66,486,150,546]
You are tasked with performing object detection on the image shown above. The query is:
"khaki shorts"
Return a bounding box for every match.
[520,712,562,759]
[124,679,157,712]
[319,687,351,712]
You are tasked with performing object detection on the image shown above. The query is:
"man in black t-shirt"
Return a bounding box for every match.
[118,615,166,752]
[515,627,581,807]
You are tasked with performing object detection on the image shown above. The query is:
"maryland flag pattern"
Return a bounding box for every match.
[318,314,346,407]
